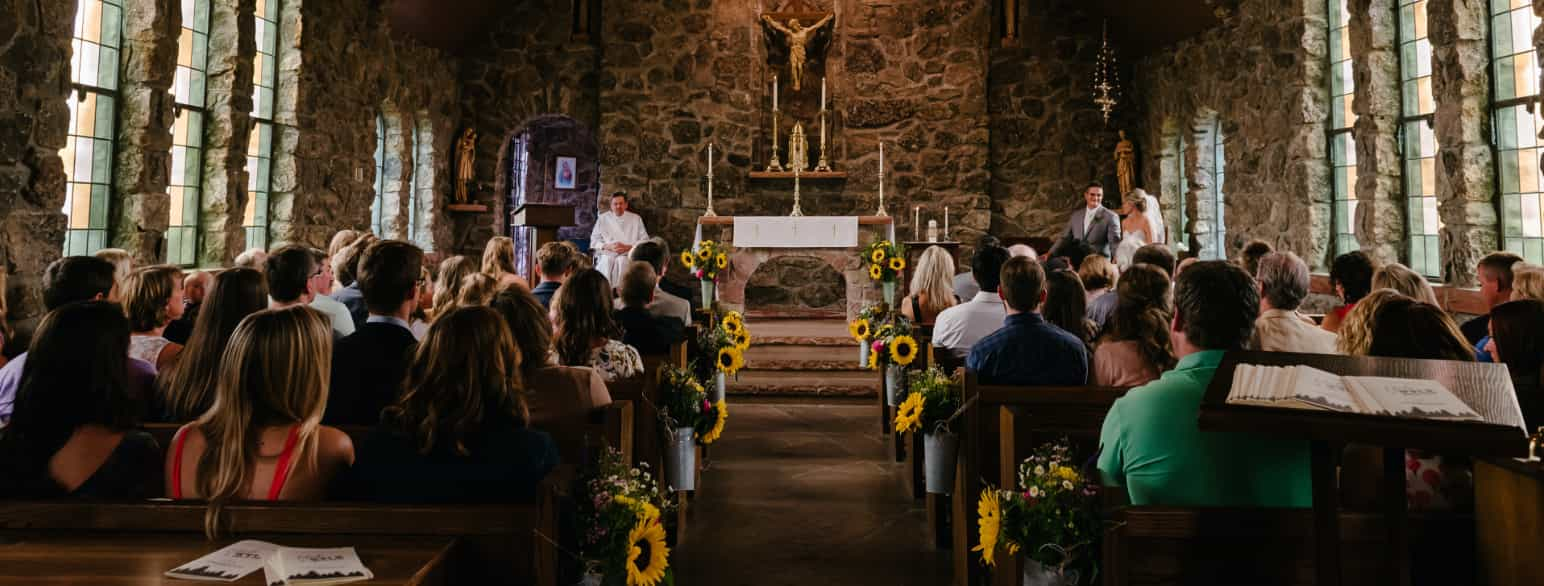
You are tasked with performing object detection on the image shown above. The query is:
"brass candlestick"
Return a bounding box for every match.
[704,142,717,217]
[767,110,784,172]
[814,109,831,172]
[875,141,888,217]
[790,165,804,216]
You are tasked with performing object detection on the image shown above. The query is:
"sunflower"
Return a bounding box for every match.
[625,518,670,586]
[867,346,880,370]
[611,494,660,525]
[870,248,887,263]
[700,400,728,444]
[869,264,883,280]
[715,254,728,270]
[889,257,906,272]
[848,318,871,342]
[890,335,919,366]
[679,251,695,268]
[721,312,745,335]
[716,346,745,375]
[697,247,712,261]
[972,489,1003,567]
[733,330,752,350]
[894,392,924,434]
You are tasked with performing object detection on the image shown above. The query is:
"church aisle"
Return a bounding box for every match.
[672,400,953,585]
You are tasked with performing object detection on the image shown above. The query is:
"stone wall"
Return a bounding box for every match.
[1136,0,1332,266]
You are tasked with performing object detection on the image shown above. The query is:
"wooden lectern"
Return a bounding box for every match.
[509,203,575,281]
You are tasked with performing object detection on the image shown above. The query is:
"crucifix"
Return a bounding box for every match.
[761,13,834,92]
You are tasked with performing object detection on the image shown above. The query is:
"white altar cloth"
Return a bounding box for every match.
[728,216,860,248]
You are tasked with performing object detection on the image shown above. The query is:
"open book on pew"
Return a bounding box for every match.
[164,540,373,584]
[1225,363,1484,422]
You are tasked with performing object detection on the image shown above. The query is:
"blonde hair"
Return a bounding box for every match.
[193,306,331,537]
[432,256,479,319]
[1077,255,1118,291]
[481,237,519,282]
[908,246,957,318]
[327,230,360,260]
[1371,262,1439,306]
[457,273,499,308]
[94,248,133,284]
[1123,190,1149,213]
[1512,264,1544,301]
[1336,289,1409,356]
[121,265,183,332]
[0,269,11,350]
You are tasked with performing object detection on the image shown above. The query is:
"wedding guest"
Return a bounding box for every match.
[1363,297,1473,361]
[1486,299,1544,428]
[1098,261,1310,506]
[327,229,360,265]
[492,288,611,464]
[409,266,433,340]
[1336,289,1409,357]
[532,241,579,308]
[166,307,354,531]
[122,265,186,372]
[340,306,559,503]
[1175,256,1199,278]
[899,246,959,326]
[94,248,133,285]
[1048,182,1121,259]
[0,302,160,499]
[1043,270,1096,347]
[308,248,356,337]
[232,248,267,270]
[1372,262,1439,306]
[614,262,684,356]
[1114,192,1158,269]
[431,255,479,319]
[934,245,1011,361]
[553,269,643,381]
[164,270,210,345]
[265,246,318,311]
[1090,244,1175,332]
[953,235,1001,301]
[330,233,377,328]
[0,257,154,425]
[329,240,424,425]
[1238,239,1273,277]
[626,240,693,326]
[157,269,268,422]
[967,257,1088,386]
[1511,264,1544,301]
[1320,250,1379,333]
[1078,254,1117,307]
[456,273,500,308]
[1252,252,1338,354]
[482,236,531,291]
[1455,252,1522,344]
[1093,263,1174,387]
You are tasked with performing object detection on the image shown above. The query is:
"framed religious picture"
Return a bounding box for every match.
[554,156,577,190]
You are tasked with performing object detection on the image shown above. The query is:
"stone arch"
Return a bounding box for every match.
[1189,109,1228,260]
[493,114,602,256]
[1158,117,1190,254]
[377,101,410,239]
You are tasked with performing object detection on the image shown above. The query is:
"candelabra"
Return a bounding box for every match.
[1093,19,1121,125]
[875,142,888,217]
[790,166,804,217]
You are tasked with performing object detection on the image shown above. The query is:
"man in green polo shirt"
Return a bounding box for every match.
[1097,261,1311,507]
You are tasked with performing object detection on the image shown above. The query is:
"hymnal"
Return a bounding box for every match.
[1226,363,1483,421]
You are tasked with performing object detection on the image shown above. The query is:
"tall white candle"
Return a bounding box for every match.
[707,142,713,199]
[914,206,920,240]
[878,142,885,202]
[772,75,778,111]
[944,207,949,238]
[821,77,827,110]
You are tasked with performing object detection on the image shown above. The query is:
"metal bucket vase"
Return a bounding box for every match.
[882,281,897,305]
[885,364,905,406]
[1021,546,1081,586]
[701,281,716,308]
[664,427,697,491]
[858,342,870,367]
[576,572,603,586]
[923,431,959,494]
[712,372,726,403]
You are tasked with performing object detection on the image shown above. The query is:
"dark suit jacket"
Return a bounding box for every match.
[614,306,685,356]
[532,281,561,308]
[331,285,369,330]
[1049,206,1122,259]
[327,321,418,426]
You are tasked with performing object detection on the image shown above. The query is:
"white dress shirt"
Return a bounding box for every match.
[931,291,1008,360]
[310,294,357,337]
[1083,205,1099,236]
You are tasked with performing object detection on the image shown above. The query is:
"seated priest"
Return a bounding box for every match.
[590,191,649,287]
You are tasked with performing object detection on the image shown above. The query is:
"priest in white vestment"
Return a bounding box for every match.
[590,192,650,286]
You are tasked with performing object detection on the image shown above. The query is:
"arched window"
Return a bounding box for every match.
[168,0,211,266]
[410,114,436,252]
[60,0,124,255]
[243,0,280,251]
[1328,0,1359,255]
[1210,118,1227,258]
[1400,0,1441,276]
[371,113,385,236]
[1491,0,1544,263]
[1160,123,1189,252]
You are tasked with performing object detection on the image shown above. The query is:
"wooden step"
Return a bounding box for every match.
[727,368,878,397]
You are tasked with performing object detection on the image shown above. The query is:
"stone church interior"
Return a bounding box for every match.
[2,0,1543,584]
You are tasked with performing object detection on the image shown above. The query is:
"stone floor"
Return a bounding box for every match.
[671,400,952,585]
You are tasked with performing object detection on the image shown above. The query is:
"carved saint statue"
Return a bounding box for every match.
[1114,129,1135,198]
[761,13,834,92]
[455,128,477,205]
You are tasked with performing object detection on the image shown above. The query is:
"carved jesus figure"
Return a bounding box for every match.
[762,13,834,92]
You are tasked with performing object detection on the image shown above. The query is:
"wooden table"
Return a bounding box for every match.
[0,534,455,585]
[1199,351,1529,586]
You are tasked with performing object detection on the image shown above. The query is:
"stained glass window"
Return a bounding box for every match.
[167,0,210,265]
[372,113,385,236]
[1399,0,1442,277]
[1329,0,1360,256]
[1492,0,1544,263]
[243,0,279,251]
[60,0,123,255]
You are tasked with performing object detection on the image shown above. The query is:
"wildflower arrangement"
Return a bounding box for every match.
[657,366,726,445]
[866,319,920,370]
[894,367,961,435]
[701,311,749,377]
[863,240,907,283]
[681,239,731,282]
[975,438,1101,579]
[848,303,885,343]
[576,447,673,586]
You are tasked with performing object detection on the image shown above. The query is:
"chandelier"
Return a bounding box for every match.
[1093,20,1120,125]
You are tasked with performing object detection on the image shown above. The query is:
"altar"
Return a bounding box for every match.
[695,215,895,319]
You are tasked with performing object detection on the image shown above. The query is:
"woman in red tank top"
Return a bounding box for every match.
[164,306,353,537]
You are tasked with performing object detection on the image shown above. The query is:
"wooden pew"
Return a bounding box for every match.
[952,371,1129,586]
[1101,507,1475,586]
[1475,457,1544,584]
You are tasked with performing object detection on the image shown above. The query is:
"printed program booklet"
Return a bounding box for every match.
[165,541,371,585]
[1226,363,1484,421]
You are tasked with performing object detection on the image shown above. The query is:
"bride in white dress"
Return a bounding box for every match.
[1115,190,1163,270]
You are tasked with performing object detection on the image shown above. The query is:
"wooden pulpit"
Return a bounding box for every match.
[510,203,575,281]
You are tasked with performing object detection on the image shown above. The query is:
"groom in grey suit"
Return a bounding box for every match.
[1048,182,1122,259]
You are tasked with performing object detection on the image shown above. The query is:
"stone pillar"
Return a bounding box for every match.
[265,0,306,247]
[197,0,255,266]
[0,0,76,338]
[111,0,179,264]
[1428,0,1495,286]
[1348,0,1406,264]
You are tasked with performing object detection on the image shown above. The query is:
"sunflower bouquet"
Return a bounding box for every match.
[575,447,673,586]
[680,239,731,282]
[862,239,907,283]
[711,310,751,377]
[893,367,961,435]
[974,438,1101,580]
[658,366,726,446]
[866,320,920,371]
